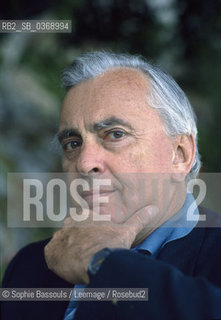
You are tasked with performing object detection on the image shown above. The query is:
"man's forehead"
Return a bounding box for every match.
[59,67,159,132]
[95,67,148,86]
[63,67,148,101]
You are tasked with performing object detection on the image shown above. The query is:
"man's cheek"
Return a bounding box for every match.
[62,158,69,172]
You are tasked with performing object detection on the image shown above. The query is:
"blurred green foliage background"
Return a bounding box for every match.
[1,0,221,282]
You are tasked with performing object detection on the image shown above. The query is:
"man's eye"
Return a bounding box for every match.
[106,130,126,140]
[63,140,81,151]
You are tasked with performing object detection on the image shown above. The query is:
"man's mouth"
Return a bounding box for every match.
[81,190,115,200]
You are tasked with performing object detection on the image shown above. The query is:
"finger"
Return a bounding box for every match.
[62,216,75,227]
[124,205,159,235]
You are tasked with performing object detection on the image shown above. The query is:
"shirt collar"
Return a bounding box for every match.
[134,193,199,257]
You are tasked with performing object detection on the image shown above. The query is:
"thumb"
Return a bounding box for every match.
[124,205,159,235]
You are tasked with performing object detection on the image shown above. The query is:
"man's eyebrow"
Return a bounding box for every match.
[57,117,134,143]
[92,116,134,131]
[57,129,81,143]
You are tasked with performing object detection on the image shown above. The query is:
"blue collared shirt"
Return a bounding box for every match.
[134,192,199,256]
[63,193,199,320]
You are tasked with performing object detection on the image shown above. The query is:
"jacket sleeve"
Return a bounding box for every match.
[1,240,72,320]
[75,249,221,320]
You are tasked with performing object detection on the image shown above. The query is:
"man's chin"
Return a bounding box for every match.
[91,204,125,223]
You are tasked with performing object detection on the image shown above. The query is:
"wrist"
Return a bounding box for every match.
[88,248,123,279]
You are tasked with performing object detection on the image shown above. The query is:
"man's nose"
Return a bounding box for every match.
[75,141,106,175]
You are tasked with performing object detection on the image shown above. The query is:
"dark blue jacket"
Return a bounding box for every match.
[2,207,221,320]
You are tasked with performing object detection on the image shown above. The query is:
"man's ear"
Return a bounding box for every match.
[171,133,196,182]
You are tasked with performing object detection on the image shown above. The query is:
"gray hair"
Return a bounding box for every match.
[61,51,201,180]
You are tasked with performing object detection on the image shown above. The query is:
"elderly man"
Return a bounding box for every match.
[2,52,221,320]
